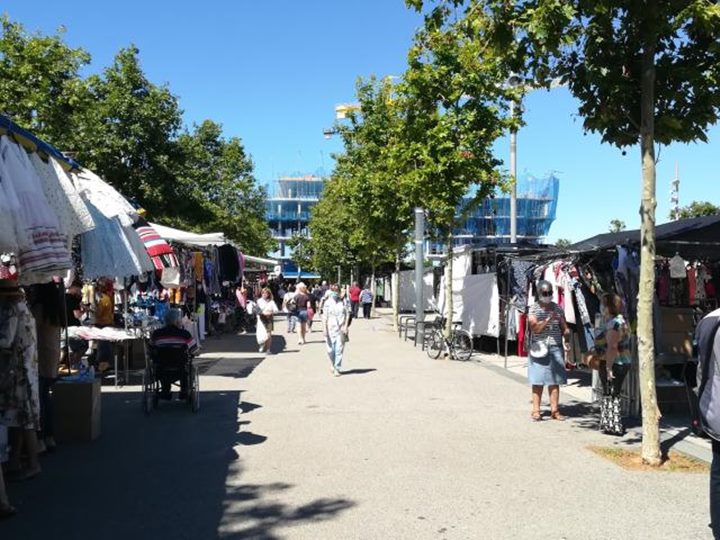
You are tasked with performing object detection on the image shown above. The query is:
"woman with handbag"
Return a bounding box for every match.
[256,288,279,354]
[592,293,631,435]
[528,280,571,421]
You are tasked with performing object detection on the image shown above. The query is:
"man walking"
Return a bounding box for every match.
[348,281,361,319]
[322,284,349,377]
[696,307,720,538]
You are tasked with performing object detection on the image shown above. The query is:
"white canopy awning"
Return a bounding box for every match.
[149,222,227,247]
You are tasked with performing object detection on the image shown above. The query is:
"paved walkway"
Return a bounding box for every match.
[2,313,712,539]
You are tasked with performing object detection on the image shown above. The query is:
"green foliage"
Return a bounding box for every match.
[555,238,572,249]
[0,16,91,148]
[307,178,358,278]
[609,219,626,233]
[676,201,720,220]
[0,16,271,256]
[75,46,184,220]
[175,120,273,255]
[403,4,511,237]
[329,77,413,269]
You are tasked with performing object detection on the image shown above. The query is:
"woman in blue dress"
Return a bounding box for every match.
[528,280,571,421]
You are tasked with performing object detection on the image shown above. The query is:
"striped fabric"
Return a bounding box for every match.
[132,218,177,270]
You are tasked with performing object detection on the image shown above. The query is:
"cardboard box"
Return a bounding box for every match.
[660,331,693,357]
[53,379,101,442]
[660,307,695,333]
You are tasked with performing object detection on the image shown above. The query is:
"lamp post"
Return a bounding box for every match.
[415,208,425,335]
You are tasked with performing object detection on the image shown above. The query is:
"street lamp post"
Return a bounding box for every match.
[509,98,518,244]
[415,208,425,337]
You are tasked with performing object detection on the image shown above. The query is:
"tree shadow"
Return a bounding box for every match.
[3,390,354,539]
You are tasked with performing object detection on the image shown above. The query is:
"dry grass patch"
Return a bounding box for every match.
[588,446,709,473]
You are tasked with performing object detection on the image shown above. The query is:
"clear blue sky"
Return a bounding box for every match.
[3,1,719,244]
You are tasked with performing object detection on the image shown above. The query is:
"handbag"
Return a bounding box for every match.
[529,336,550,358]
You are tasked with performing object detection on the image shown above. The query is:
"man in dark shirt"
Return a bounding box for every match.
[64,280,88,366]
[150,309,199,400]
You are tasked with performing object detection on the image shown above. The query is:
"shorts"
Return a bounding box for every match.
[260,314,274,332]
[297,310,308,322]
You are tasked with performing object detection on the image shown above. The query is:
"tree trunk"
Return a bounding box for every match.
[392,252,401,332]
[638,31,662,466]
[370,263,377,319]
[444,233,453,339]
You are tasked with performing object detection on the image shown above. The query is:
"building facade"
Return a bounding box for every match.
[427,173,560,254]
[266,175,326,261]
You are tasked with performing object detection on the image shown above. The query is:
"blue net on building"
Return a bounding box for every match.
[428,172,560,253]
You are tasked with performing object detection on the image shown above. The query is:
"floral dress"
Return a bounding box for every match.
[0,300,41,430]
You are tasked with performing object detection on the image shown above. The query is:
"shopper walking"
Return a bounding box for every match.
[527,280,571,421]
[257,288,279,354]
[294,282,310,345]
[360,285,373,319]
[322,284,349,376]
[282,284,297,334]
[348,281,361,319]
[695,307,720,538]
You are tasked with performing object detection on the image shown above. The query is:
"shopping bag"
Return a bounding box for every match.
[256,317,268,344]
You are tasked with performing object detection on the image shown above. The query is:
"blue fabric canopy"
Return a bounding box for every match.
[0,114,80,170]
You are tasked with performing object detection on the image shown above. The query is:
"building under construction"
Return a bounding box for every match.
[427,172,560,254]
[266,175,326,261]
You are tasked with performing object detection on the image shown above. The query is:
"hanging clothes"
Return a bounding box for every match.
[0,136,71,282]
[29,153,95,245]
[218,244,240,284]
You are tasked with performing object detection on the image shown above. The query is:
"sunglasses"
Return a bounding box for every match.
[539,291,553,297]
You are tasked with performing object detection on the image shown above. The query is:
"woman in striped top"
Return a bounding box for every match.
[528,280,571,421]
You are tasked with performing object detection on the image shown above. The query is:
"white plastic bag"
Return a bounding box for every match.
[256,317,268,345]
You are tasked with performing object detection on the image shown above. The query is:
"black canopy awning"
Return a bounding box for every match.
[570,215,720,259]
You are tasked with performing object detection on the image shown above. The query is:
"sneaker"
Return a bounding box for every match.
[259,346,264,353]
[333,369,341,377]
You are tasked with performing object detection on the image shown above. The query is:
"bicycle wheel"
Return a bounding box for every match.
[451,329,474,361]
[426,330,444,360]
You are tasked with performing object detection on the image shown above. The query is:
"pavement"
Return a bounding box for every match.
[1,311,713,540]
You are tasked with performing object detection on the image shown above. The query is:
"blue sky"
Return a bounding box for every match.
[3,1,718,244]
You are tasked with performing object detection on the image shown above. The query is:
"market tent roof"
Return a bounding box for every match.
[570,215,720,258]
[243,254,277,267]
[150,222,227,247]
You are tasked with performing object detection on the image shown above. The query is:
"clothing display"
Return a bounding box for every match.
[0,136,71,282]
[0,299,40,430]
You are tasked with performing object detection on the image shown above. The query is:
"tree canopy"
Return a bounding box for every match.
[676,201,720,220]
[0,17,271,256]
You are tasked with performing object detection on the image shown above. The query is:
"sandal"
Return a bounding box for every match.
[0,504,17,519]
[531,411,542,422]
[551,411,567,421]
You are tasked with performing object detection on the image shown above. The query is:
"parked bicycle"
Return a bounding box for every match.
[425,316,474,361]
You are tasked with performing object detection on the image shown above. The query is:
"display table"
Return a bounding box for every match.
[67,326,146,387]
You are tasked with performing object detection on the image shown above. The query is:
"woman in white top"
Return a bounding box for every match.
[257,288,279,354]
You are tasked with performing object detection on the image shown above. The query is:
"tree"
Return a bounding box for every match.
[609,219,626,233]
[286,233,314,277]
[307,178,358,279]
[404,2,512,337]
[555,238,572,249]
[74,46,184,222]
[450,0,720,465]
[675,201,720,220]
[331,76,413,323]
[175,120,273,255]
[0,15,91,149]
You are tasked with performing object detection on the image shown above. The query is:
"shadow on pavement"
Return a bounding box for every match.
[341,368,377,376]
[1,389,354,539]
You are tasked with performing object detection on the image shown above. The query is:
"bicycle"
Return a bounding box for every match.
[425,316,474,361]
